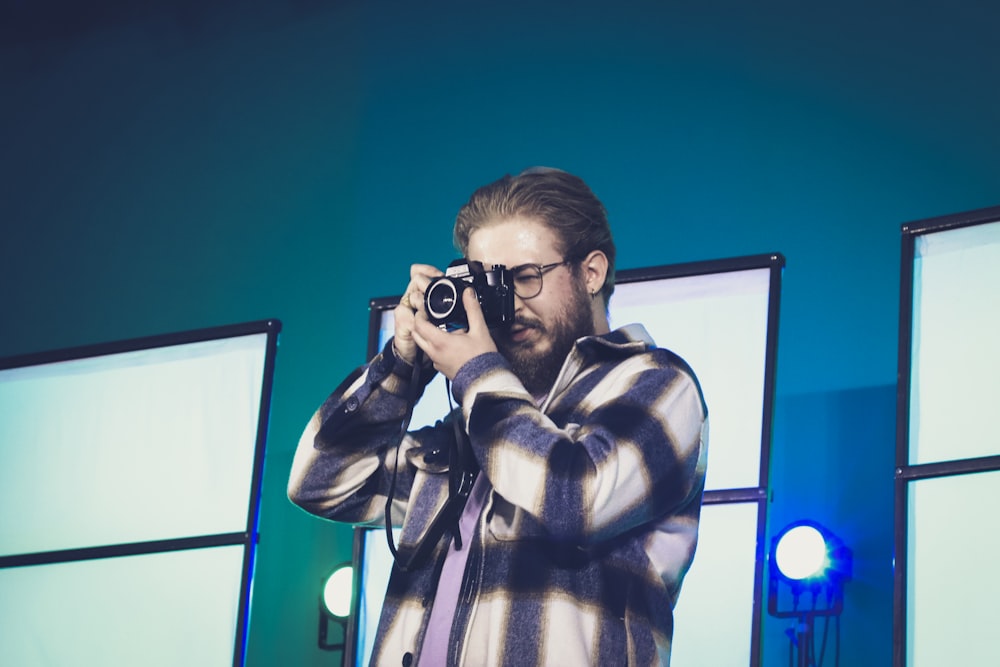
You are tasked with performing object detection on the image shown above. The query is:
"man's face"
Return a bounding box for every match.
[465,217,595,396]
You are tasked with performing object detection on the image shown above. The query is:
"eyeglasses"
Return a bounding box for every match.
[509,259,575,299]
[464,258,576,300]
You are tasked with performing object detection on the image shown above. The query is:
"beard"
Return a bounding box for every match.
[495,282,596,397]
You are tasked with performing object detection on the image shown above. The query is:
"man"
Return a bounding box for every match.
[288,167,709,666]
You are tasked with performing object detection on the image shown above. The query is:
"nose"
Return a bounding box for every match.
[512,288,527,315]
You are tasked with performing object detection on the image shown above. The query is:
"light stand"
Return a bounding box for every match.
[767,521,852,667]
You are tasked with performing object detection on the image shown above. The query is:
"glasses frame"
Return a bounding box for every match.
[508,258,576,300]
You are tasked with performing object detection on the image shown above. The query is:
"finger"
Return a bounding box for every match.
[403,264,445,312]
[409,264,444,299]
[400,283,419,311]
[410,263,444,280]
[391,303,419,363]
[412,305,437,337]
[399,286,421,313]
[403,286,430,316]
[460,287,487,332]
[411,310,441,352]
[394,301,416,327]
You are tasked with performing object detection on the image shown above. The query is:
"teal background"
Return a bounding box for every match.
[2,2,997,665]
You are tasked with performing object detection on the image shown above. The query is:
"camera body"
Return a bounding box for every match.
[424,260,515,330]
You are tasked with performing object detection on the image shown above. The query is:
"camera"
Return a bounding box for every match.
[424,260,515,330]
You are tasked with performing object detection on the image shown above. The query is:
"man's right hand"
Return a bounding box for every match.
[392,263,443,365]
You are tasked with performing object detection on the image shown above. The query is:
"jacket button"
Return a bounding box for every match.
[345,397,359,412]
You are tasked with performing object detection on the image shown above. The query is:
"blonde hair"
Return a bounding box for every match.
[453,167,616,303]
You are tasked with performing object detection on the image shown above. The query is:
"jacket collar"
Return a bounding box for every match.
[542,324,655,408]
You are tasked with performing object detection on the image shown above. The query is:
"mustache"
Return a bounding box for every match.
[509,317,544,333]
[497,317,543,344]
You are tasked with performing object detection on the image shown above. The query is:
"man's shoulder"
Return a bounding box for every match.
[576,323,652,360]
[579,325,704,398]
[580,324,689,370]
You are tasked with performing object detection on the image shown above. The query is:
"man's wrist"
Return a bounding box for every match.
[391,339,415,366]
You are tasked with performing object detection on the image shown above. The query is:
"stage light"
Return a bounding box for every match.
[774,523,832,581]
[768,520,852,667]
[770,520,852,592]
[319,562,354,656]
[322,563,354,619]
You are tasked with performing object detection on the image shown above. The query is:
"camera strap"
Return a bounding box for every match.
[384,348,479,572]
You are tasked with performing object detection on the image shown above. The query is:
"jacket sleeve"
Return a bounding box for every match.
[286,340,451,527]
[451,345,708,545]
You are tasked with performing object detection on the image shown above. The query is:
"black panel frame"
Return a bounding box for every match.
[893,204,1000,667]
[0,318,282,667]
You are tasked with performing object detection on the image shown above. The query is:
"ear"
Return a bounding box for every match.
[580,250,609,297]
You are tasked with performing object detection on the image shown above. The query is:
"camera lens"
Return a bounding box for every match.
[425,278,459,321]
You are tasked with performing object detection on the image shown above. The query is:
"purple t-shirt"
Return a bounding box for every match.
[416,472,491,666]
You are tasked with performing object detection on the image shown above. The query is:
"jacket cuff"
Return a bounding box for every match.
[377,338,436,395]
[451,351,533,413]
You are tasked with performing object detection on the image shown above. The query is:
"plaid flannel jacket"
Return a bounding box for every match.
[288,324,709,666]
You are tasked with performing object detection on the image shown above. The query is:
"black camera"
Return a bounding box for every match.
[424,260,515,330]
